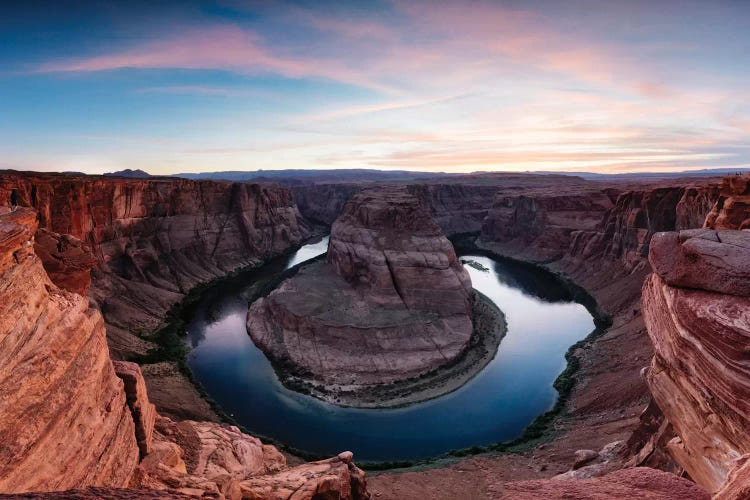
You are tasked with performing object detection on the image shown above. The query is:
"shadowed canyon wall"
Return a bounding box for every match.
[0,207,370,498]
[0,172,311,359]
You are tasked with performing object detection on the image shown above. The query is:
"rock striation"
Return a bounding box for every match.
[0,206,370,499]
[0,208,140,492]
[642,228,750,493]
[33,228,96,295]
[247,187,477,402]
[0,171,311,360]
[705,173,750,230]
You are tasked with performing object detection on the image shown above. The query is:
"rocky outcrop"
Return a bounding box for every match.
[33,229,96,295]
[247,187,476,402]
[705,174,750,230]
[327,187,472,315]
[0,171,311,359]
[497,467,709,499]
[650,229,750,296]
[642,229,750,493]
[114,361,157,458]
[133,415,369,499]
[0,208,139,492]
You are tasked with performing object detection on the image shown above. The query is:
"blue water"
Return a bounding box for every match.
[186,237,595,461]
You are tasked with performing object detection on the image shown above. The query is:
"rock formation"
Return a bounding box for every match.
[0,208,139,492]
[496,467,709,499]
[0,172,311,360]
[247,186,477,402]
[642,228,750,493]
[33,228,96,295]
[0,171,312,422]
[705,173,750,230]
[0,207,370,499]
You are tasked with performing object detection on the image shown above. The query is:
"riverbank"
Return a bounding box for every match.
[129,233,329,425]
[274,289,507,409]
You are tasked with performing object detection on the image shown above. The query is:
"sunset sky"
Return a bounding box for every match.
[2,0,749,175]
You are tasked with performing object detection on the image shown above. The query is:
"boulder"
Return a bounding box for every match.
[649,229,750,296]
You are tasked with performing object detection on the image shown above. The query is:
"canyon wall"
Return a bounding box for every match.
[478,182,720,314]
[642,227,750,493]
[0,209,369,497]
[0,208,140,492]
[705,173,750,230]
[634,174,750,495]
[0,172,311,359]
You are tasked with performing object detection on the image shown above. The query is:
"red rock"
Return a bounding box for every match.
[113,361,157,458]
[715,454,750,499]
[705,174,750,230]
[133,416,369,499]
[33,228,95,295]
[649,229,750,296]
[573,449,599,469]
[642,271,750,492]
[247,187,474,390]
[0,172,311,359]
[498,467,709,499]
[0,208,139,492]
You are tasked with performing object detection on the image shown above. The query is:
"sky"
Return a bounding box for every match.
[1,0,749,175]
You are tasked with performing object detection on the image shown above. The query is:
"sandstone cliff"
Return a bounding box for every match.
[642,228,750,493]
[247,187,477,402]
[705,173,750,230]
[0,208,139,492]
[0,213,369,497]
[0,171,311,360]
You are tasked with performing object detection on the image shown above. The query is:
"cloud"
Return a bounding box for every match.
[31,25,400,94]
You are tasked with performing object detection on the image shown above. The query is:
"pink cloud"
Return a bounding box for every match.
[32,25,399,94]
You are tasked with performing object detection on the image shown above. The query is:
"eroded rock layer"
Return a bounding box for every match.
[642,229,750,493]
[0,208,139,492]
[0,171,311,360]
[705,173,750,230]
[247,187,474,393]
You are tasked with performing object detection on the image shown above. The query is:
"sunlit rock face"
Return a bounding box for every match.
[642,228,750,493]
[705,174,750,231]
[247,186,474,387]
[0,208,140,492]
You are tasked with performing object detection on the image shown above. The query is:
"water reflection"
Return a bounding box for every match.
[186,239,595,461]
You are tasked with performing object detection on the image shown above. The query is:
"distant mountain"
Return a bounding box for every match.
[173,169,449,184]
[103,169,151,178]
[172,167,750,185]
[531,167,750,180]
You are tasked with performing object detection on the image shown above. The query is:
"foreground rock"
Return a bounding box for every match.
[642,228,750,493]
[0,208,139,492]
[247,187,482,405]
[0,207,369,499]
[497,467,708,499]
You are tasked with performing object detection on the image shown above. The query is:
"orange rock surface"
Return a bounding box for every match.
[0,208,139,492]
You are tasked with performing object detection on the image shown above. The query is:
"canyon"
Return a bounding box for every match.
[246,186,500,407]
[0,205,369,499]
[2,169,750,498]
